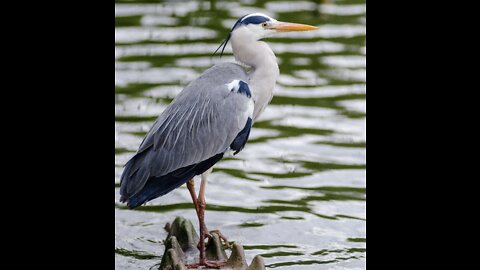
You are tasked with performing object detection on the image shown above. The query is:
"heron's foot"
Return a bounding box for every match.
[203,260,227,268]
[197,228,230,249]
[208,229,230,248]
[186,260,227,269]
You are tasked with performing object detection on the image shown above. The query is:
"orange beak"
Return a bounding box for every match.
[271,21,319,32]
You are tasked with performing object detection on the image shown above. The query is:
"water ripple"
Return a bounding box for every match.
[115,0,366,269]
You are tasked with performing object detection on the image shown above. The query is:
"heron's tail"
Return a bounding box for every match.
[125,174,191,209]
[120,153,224,209]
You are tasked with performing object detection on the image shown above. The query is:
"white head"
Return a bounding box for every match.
[232,13,279,40]
[214,13,318,57]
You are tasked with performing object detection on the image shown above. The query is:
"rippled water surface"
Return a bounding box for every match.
[115,0,366,269]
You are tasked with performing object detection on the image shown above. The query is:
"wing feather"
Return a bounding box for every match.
[120,63,252,200]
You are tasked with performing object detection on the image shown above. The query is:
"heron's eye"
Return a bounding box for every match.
[261,22,268,27]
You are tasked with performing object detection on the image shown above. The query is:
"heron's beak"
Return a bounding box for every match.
[271,21,318,32]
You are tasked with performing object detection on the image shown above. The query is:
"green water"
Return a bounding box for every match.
[115,0,366,269]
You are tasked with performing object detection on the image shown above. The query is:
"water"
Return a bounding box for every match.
[115,0,366,269]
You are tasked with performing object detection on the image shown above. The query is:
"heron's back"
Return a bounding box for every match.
[120,62,251,208]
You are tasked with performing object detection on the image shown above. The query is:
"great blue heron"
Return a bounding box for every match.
[119,13,318,268]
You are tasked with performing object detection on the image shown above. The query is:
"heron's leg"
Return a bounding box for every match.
[196,170,230,248]
[187,177,213,240]
[186,179,199,214]
[185,169,228,268]
[197,169,209,265]
[197,169,227,267]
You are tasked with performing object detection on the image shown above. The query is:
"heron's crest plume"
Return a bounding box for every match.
[213,15,245,58]
[212,32,231,58]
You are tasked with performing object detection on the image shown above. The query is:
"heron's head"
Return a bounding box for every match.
[214,13,318,57]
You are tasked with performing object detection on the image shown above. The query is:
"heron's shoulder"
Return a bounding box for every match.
[197,62,248,82]
[208,62,247,72]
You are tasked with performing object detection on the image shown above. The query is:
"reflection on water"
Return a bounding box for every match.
[115,0,366,269]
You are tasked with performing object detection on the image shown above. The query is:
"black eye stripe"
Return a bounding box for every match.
[241,16,270,25]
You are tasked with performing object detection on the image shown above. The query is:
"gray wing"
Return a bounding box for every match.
[120,63,252,198]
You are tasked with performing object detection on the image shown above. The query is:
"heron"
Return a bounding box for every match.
[119,13,318,268]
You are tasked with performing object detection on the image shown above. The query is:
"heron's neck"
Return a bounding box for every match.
[231,31,279,120]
